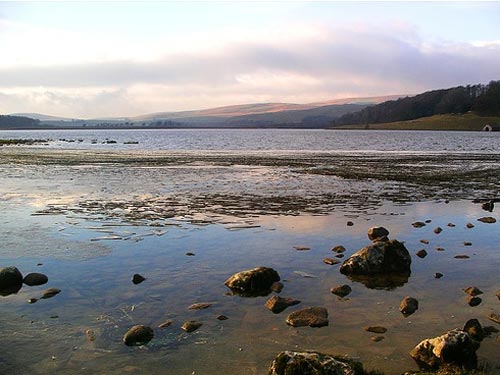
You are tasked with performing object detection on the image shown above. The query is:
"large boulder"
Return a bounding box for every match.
[0,266,23,295]
[410,329,478,371]
[268,351,367,375]
[225,267,280,296]
[340,239,411,276]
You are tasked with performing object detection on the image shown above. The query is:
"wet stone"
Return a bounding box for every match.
[466,223,475,228]
[23,272,48,286]
[434,272,444,279]
[286,307,329,328]
[335,254,344,258]
[400,296,418,317]
[454,255,470,259]
[28,298,38,304]
[416,249,428,258]
[412,222,426,228]
[158,320,173,328]
[463,319,484,341]
[331,245,346,253]
[188,303,212,310]
[85,329,96,342]
[185,252,195,256]
[293,246,310,251]
[447,223,456,227]
[265,296,301,314]
[371,336,384,342]
[420,239,429,244]
[225,267,280,296]
[463,241,472,246]
[123,325,154,346]
[270,281,284,293]
[216,315,228,321]
[467,296,482,307]
[367,226,389,242]
[365,326,387,334]
[132,274,146,285]
[0,266,23,290]
[41,288,61,299]
[181,320,202,333]
[478,216,496,223]
[330,285,352,298]
[323,258,340,265]
[346,221,354,226]
[433,227,442,234]
[463,286,483,296]
[436,247,445,252]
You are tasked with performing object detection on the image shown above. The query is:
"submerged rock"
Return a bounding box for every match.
[23,273,48,286]
[123,325,154,346]
[477,216,496,223]
[265,296,301,314]
[467,296,482,307]
[286,307,329,328]
[181,320,202,333]
[412,222,426,228]
[323,258,340,265]
[330,285,352,298]
[410,329,478,371]
[270,281,284,293]
[0,266,23,291]
[225,267,280,296]
[400,296,419,317]
[331,245,346,253]
[268,351,368,375]
[416,249,428,258]
[365,326,387,334]
[188,302,212,310]
[434,227,443,234]
[41,288,61,299]
[463,319,484,342]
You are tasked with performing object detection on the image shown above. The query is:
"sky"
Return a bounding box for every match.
[0,1,499,119]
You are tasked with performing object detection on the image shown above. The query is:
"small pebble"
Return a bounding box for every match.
[434,272,443,279]
[463,242,472,246]
[371,336,384,342]
[216,315,228,321]
[466,223,475,228]
[420,239,429,244]
[447,223,456,227]
[346,221,354,226]
[416,249,427,258]
[433,227,442,234]
[185,252,195,256]
[331,245,346,253]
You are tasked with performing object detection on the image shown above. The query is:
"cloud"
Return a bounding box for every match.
[0,26,499,117]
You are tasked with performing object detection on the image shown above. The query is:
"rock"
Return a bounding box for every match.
[265,296,301,314]
[340,239,411,276]
[132,274,146,284]
[434,273,443,279]
[434,227,442,234]
[463,319,484,341]
[28,298,38,304]
[365,326,387,334]
[447,223,456,227]
[409,329,478,371]
[216,315,228,321]
[335,254,344,258]
[420,239,429,244]
[330,285,352,298]
[467,296,482,307]
[371,336,384,342]
[188,303,212,310]
[294,246,310,251]
[425,219,432,223]
[454,255,470,259]
[286,307,329,328]
[463,286,483,296]
[0,266,23,291]
[331,245,346,253]
[270,281,284,293]
[412,222,426,228]
[346,221,354,226]
[323,258,340,265]
[367,226,389,242]
[41,288,61,299]
[463,241,472,246]
[466,223,475,228]
[185,252,195,256]
[488,313,500,324]
[158,320,172,328]
[181,320,202,333]
[416,249,428,258]
[400,296,418,317]
[225,267,280,296]
[477,216,496,223]
[23,273,48,286]
[85,329,96,342]
[123,325,154,346]
[267,351,367,375]
[481,200,494,212]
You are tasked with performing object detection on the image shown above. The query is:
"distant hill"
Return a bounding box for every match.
[334,80,500,127]
[10,113,75,121]
[0,115,41,129]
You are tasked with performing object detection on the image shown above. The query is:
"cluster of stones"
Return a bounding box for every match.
[0,266,57,301]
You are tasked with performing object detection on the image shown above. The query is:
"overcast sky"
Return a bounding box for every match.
[1,1,499,118]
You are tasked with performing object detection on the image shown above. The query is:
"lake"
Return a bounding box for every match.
[1,129,500,374]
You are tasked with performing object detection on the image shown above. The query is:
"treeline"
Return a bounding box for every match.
[0,115,41,129]
[334,80,500,126]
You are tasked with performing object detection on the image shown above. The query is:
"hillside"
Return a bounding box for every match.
[334,80,500,127]
[335,113,500,131]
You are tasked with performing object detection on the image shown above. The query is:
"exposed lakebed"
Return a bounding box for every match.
[1,130,500,374]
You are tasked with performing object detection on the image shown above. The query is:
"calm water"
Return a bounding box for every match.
[1,130,500,374]
[2,128,500,153]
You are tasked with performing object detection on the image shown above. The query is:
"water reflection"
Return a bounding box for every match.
[344,272,410,290]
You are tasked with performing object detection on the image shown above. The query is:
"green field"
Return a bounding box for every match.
[334,113,500,131]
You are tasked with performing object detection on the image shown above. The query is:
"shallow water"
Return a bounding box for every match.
[1,130,500,374]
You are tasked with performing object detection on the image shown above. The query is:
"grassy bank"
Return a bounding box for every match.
[334,113,500,131]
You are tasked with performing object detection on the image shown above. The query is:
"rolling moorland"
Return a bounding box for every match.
[0,81,499,130]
